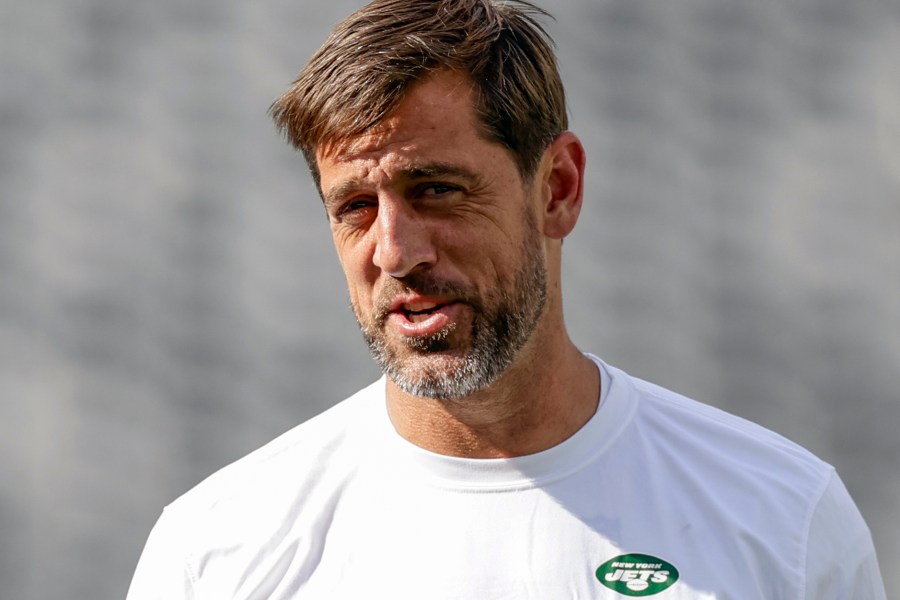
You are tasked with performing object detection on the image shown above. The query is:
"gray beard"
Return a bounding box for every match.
[356,213,547,400]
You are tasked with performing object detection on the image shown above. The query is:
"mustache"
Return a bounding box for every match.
[373,273,481,324]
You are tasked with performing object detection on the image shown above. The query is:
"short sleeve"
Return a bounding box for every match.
[804,470,886,600]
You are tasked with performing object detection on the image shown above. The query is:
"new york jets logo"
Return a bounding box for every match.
[595,553,679,596]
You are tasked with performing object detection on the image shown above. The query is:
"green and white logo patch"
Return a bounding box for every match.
[595,553,679,596]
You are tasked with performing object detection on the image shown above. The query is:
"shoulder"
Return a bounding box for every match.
[157,379,385,548]
[602,362,838,543]
[182,378,383,509]
[620,365,832,485]
[600,363,857,593]
[128,379,387,598]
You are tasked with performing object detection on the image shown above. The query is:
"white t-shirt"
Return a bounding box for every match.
[127,357,885,599]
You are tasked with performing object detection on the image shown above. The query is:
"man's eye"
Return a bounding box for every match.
[344,200,373,212]
[420,183,457,197]
[335,199,376,223]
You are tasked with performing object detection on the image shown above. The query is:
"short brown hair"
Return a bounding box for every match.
[270,0,567,186]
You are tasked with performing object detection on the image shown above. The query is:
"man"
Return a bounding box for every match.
[128,1,885,598]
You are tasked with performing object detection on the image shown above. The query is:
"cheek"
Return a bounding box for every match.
[462,233,520,272]
[333,237,378,305]
[333,226,366,272]
[342,269,372,328]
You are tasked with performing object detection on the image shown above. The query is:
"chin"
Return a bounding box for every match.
[384,350,501,401]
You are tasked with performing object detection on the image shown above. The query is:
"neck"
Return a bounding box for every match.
[385,317,600,458]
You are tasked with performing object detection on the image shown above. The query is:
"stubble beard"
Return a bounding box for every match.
[355,211,548,401]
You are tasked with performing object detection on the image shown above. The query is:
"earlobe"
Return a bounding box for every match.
[541,131,586,240]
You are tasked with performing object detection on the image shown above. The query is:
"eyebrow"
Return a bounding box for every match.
[406,163,479,182]
[322,162,481,210]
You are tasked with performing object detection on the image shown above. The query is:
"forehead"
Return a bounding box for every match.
[316,71,492,174]
[315,70,529,210]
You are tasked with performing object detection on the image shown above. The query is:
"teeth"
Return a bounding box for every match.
[404,302,438,313]
[401,301,441,323]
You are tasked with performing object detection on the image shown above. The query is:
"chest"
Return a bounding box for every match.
[284,482,798,599]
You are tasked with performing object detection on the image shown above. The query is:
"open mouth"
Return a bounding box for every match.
[387,298,461,336]
[401,302,444,323]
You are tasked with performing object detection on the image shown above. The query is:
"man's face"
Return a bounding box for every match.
[316,71,548,400]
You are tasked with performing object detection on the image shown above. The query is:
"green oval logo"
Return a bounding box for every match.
[595,553,679,596]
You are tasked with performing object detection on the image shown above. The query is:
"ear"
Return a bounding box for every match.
[539,131,586,240]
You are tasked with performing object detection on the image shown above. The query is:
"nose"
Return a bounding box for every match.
[372,198,437,277]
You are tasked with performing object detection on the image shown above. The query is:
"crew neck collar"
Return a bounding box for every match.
[370,354,636,492]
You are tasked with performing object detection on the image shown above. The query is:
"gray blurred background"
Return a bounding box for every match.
[1,0,898,597]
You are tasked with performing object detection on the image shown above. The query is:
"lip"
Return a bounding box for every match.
[387,295,462,337]
[388,294,451,313]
